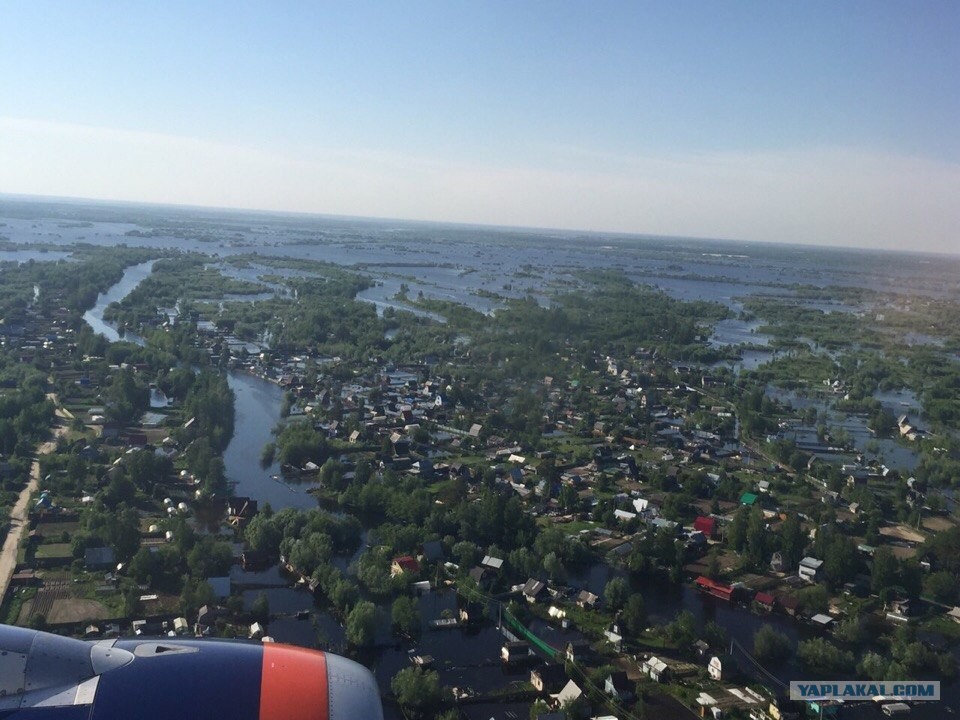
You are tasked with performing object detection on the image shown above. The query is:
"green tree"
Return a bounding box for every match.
[871,546,899,595]
[604,577,628,611]
[346,601,377,647]
[623,594,647,635]
[391,596,421,638]
[728,507,748,553]
[252,592,270,624]
[925,571,958,604]
[797,638,854,674]
[664,610,696,649]
[390,667,442,718]
[779,513,804,568]
[745,503,767,567]
[753,625,791,663]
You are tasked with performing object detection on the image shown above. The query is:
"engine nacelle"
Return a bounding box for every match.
[0,624,383,719]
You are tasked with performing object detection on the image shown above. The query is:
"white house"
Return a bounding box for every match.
[798,556,823,583]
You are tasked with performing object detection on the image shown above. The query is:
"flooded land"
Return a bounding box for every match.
[2,197,959,719]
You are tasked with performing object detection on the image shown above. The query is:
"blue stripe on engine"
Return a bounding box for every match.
[90,640,263,720]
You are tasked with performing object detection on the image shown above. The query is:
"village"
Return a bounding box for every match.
[1,246,959,720]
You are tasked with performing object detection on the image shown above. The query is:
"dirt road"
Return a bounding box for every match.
[0,397,70,606]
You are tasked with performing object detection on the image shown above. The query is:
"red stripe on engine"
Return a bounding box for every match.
[260,644,329,720]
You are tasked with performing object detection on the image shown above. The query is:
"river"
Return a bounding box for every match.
[82,259,155,343]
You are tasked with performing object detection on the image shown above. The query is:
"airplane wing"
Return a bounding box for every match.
[0,624,383,719]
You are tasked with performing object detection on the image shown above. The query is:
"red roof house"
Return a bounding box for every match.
[391,555,421,577]
[693,516,717,538]
[754,592,777,611]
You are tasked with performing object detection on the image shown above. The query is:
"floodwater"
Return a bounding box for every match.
[61,200,960,717]
[223,371,320,511]
[82,259,155,343]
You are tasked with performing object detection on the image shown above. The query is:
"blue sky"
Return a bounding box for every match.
[2,1,958,252]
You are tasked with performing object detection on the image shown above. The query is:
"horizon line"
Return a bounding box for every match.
[1,190,957,259]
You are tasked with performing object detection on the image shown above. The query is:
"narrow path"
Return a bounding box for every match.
[0,396,69,607]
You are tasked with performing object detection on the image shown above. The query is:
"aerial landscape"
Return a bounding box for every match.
[1,2,959,720]
[1,197,958,719]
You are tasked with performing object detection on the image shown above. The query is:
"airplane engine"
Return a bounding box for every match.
[0,624,383,719]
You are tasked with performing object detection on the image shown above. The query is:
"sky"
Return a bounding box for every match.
[1,1,958,253]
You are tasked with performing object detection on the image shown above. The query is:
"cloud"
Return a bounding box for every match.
[1,116,958,253]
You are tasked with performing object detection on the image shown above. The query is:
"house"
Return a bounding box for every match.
[886,597,911,621]
[501,641,531,664]
[523,578,548,603]
[642,656,672,683]
[481,555,504,571]
[391,555,420,577]
[799,557,823,583]
[565,640,592,664]
[84,546,116,570]
[531,664,568,694]
[693,516,717,539]
[778,595,800,617]
[550,679,583,709]
[810,613,834,629]
[576,590,600,610]
[740,492,759,506]
[947,606,960,624]
[708,654,736,681]
[770,551,787,573]
[604,671,634,701]
[98,422,122,440]
[604,622,623,652]
[694,576,737,602]
[754,592,777,612]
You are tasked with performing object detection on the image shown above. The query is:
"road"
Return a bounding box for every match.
[0,396,69,607]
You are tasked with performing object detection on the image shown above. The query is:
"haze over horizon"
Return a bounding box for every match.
[2,2,958,254]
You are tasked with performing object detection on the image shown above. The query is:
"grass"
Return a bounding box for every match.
[2,586,36,624]
[34,543,73,560]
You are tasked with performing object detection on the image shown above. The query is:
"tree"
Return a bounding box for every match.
[346,601,377,647]
[251,592,270,624]
[753,625,791,663]
[745,503,767,567]
[797,638,854,674]
[703,621,728,650]
[728,507,748,553]
[871,546,899,595]
[391,596,421,638]
[779,513,804,568]
[623,594,647,635]
[391,667,442,718]
[543,551,566,582]
[604,577,628,611]
[925,571,958,604]
[823,535,857,589]
[664,610,696,649]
